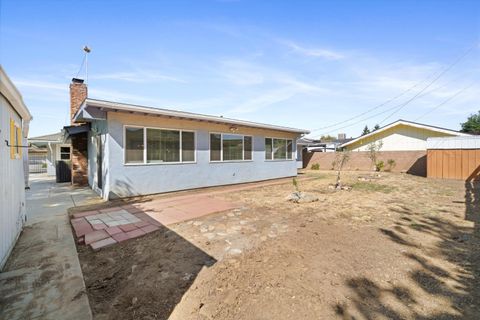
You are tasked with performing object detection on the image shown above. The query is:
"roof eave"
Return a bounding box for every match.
[83,98,310,134]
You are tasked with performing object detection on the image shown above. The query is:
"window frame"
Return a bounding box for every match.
[264,137,295,161]
[123,125,196,166]
[57,144,71,161]
[10,119,22,160]
[209,132,254,163]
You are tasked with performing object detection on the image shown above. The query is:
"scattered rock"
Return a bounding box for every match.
[228,248,242,255]
[286,192,319,204]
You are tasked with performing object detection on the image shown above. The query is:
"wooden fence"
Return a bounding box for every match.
[427,149,480,181]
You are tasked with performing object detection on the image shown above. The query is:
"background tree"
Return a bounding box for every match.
[362,125,370,136]
[373,124,380,131]
[461,111,480,134]
[367,140,383,171]
[333,150,351,189]
[320,135,336,142]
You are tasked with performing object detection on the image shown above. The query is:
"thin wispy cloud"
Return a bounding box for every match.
[90,70,186,83]
[280,40,345,60]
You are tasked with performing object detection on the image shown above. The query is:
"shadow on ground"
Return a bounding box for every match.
[76,205,216,320]
[334,181,480,319]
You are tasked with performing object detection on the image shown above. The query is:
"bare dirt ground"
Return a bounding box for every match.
[77,171,480,320]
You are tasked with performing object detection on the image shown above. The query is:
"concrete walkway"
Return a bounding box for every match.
[0,174,102,320]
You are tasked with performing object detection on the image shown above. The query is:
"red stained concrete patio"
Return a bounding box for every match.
[71,194,238,250]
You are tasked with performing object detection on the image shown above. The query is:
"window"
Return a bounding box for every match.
[265,138,294,160]
[9,118,21,159]
[287,140,293,160]
[147,128,180,163]
[274,139,287,160]
[124,126,195,164]
[265,138,272,160]
[182,131,195,162]
[223,134,243,161]
[244,136,252,160]
[125,127,145,164]
[210,133,253,161]
[60,146,71,160]
[210,134,221,161]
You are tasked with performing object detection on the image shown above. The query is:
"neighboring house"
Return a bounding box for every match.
[0,66,32,269]
[305,119,469,176]
[29,132,71,177]
[64,78,309,200]
[340,119,469,151]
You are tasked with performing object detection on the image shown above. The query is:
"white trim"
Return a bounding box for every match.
[341,120,470,148]
[78,98,309,134]
[123,125,197,165]
[208,132,253,162]
[56,144,71,161]
[1,66,32,137]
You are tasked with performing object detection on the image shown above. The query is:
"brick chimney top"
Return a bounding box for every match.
[70,78,87,124]
[71,78,84,84]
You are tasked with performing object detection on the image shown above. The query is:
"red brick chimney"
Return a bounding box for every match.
[70,78,87,124]
[69,78,89,186]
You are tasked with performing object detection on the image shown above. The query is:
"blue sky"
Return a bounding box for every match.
[1,0,479,138]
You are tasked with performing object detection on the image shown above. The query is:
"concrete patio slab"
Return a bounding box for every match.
[0,174,101,320]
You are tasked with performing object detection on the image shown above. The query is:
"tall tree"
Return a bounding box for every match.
[373,124,380,131]
[461,111,480,134]
[361,125,370,136]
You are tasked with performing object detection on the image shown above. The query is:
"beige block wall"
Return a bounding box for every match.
[304,150,427,176]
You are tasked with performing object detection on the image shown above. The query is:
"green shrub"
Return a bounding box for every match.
[311,163,320,170]
[375,160,384,172]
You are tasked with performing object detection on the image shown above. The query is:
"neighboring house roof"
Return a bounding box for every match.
[297,137,318,145]
[341,119,469,148]
[29,132,63,143]
[74,98,310,134]
[0,65,32,136]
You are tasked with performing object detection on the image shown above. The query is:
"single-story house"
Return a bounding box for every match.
[340,119,469,151]
[65,78,309,200]
[0,65,32,269]
[28,132,71,177]
[304,119,469,175]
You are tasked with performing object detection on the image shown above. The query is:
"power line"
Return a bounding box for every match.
[377,43,477,125]
[307,73,434,134]
[75,53,87,79]
[414,83,475,121]
[311,43,477,134]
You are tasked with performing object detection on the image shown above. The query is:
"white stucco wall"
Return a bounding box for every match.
[102,112,300,199]
[346,124,457,151]
[0,94,27,269]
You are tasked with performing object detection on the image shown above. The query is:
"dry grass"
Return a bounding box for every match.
[79,170,480,320]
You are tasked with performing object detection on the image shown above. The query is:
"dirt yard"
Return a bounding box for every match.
[77,171,480,320]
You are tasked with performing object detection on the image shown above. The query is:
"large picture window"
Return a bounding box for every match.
[125,126,195,164]
[265,137,294,160]
[125,127,144,164]
[210,133,253,161]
